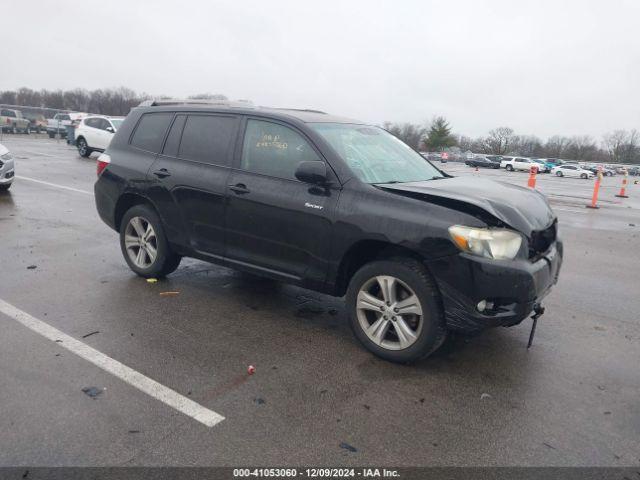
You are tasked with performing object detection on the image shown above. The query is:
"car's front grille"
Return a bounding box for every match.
[529,220,557,259]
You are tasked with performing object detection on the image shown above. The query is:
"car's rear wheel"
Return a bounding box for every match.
[506,165,514,171]
[76,138,91,157]
[347,258,446,363]
[556,171,563,177]
[119,204,181,278]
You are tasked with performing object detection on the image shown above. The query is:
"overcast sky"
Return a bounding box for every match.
[3,0,639,138]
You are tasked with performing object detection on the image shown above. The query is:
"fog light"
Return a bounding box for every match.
[477,300,487,312]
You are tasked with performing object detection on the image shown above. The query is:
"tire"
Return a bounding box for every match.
[556,171,563,177]
[76,138,92,157]
[119,204,181,278]
[24,126,30,134]
[48,132,55,139]
[506,165,514,171]
[346,258,447,363]
[11,124,17,134]
[36,126,41,134]
[0,183,11,191]
[580,173,587,179]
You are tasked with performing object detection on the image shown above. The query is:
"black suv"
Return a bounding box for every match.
[95,100,562,362]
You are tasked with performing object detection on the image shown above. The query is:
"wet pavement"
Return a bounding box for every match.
[0,136,639,466]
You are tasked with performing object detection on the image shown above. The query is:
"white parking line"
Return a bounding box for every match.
[17,175,93,195]
[0,299,225,428]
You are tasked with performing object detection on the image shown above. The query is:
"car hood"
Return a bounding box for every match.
[0,143,8,156]
[379,177,556,237]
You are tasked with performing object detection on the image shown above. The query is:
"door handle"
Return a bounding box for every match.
[153,168,171,178]
[229,183,250,194]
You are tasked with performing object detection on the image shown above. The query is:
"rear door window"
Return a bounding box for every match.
[240,119,321,180]
[130,113,173,153]
[162,115,187,157]
[177,115,237,166]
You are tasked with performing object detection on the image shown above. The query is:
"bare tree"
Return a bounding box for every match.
[480,127,515,155]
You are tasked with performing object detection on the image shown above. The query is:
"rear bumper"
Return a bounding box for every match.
[427,241,563,333]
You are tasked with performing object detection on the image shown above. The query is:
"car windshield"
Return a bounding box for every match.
[309,123,444,184]
[110,119,124,130]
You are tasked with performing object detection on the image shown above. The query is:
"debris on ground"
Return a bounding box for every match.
[247,365,256,375]
[146,278,158,283]
[339,442,358,453]
[128,430,140,434]
[81,331,100,339]
[604,411,612,415]
[480,393,492,400]
[159,291,180,297]
[27,265,37,270]
[594,326,606,331]
[363,404,370,410]
[295,304,325,319]
[81,387,104,399]
[254,397,266,405]
[542,442,556,450]
[629,223,636,227]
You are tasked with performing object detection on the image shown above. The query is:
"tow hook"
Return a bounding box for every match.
[527,303,545,349]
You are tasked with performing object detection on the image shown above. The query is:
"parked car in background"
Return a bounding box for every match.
[551,164,594,179]
[530,159,550,173]
[627,166,640,176]
[0,108,30,134]
[485,155,503,164]
[75,116,125,157]
[465,155,500,169]
[501,157,534,171]
[21,112,48,133]
[46,112,87,138]
[584,165,615,176]
[95,101,563,363]
[0,143,15,191]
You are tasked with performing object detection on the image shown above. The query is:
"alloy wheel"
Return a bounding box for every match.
[356,275,424,350]
[124,216,158,269]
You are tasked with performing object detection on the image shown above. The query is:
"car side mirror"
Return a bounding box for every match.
[106,127,114,133]
[295,161,328,185]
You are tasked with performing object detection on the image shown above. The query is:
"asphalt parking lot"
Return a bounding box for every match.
[1,135,639,467]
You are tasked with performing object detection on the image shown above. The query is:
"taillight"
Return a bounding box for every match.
[97,153,111,176]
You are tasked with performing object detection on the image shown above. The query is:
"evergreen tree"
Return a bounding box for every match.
[424,116,456,151]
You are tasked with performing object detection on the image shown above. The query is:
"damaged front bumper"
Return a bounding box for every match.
[427,240,563,333]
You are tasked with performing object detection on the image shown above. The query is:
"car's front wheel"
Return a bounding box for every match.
[556,171,563,177]
[580,173,588,179]
[76,138,91,157]
[119,204,181,278]
[347,258,446,363]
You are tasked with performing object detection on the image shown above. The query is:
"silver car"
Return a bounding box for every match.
[0,143,15,191]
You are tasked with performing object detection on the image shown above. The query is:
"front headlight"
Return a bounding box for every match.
[0,152,11,161]
[448,225,523,260]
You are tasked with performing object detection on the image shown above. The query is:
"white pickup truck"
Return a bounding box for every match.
[47,112,87,138]
[500,156,534,172]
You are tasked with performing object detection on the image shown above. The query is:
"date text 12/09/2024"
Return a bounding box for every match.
[233,468,400,478]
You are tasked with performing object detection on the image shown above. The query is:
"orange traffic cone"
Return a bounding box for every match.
[527,165,538,188]
[586,171,603,209]
[615,171,629,198]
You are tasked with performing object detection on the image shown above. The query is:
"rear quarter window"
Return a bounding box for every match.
[130,113,173,153]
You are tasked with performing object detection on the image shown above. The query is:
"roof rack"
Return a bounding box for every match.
[138,99,255,108]
[271,107,327,114]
